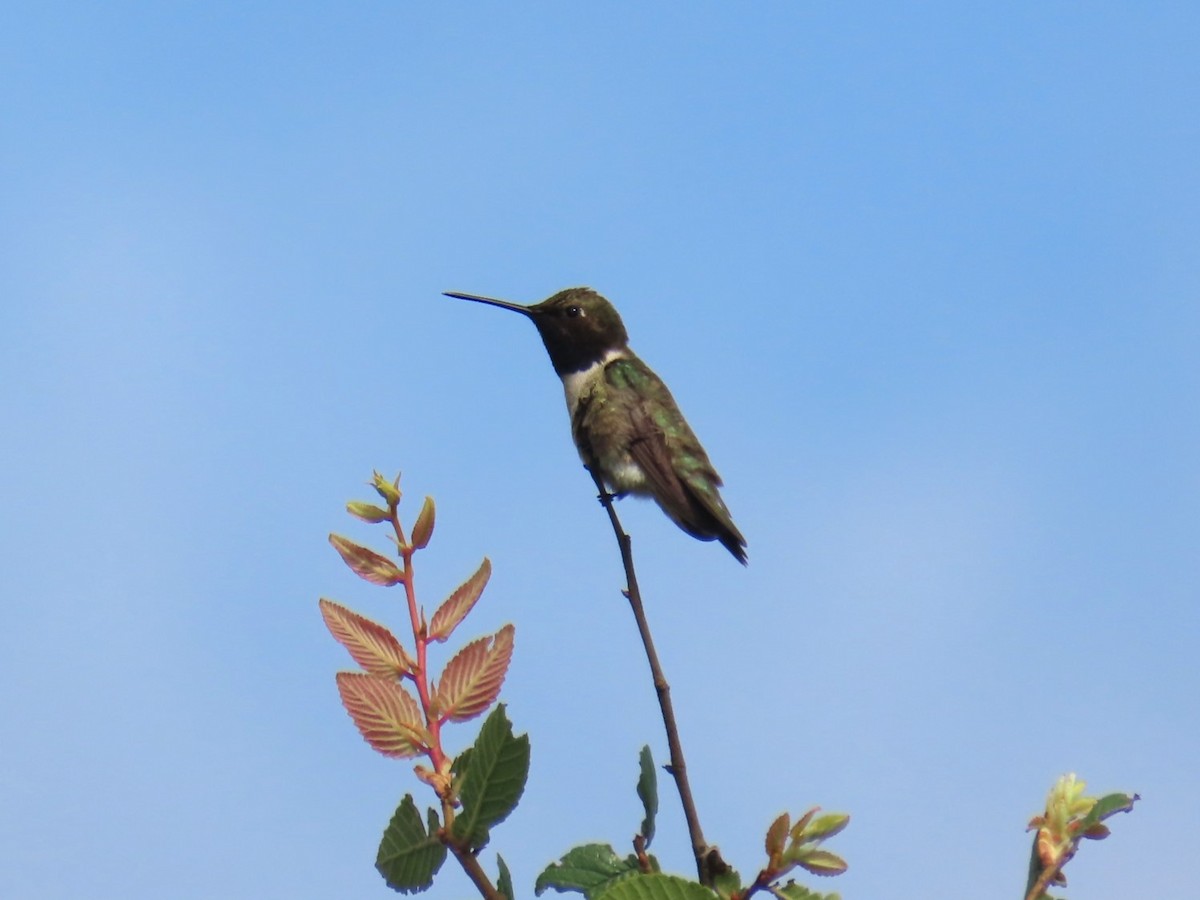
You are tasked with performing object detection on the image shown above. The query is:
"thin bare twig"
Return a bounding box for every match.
[586,467,724,886]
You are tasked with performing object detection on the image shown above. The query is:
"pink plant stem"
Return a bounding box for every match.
[393,515,447,772]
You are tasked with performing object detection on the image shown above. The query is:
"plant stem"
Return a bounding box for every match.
[444,838,507,900]
[1024,836,1073,900]
[586,467,721,886]
[389,509,447,773]
[390,503,500,900]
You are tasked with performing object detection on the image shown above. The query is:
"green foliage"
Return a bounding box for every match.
[537,748,673,897]
[636,745,658,846]
[327,467,1138,900]
[772,882,841,900]
[535,844,644,897]
[708,866,742,900]
[760,808,850,884]
[1079,792,1138,834]
[375,795,447,893]
[324,473,521,898]
[498,854,515,900]
[594,873,718,900]
[452,704,531,851]
[1025,775,1138,900]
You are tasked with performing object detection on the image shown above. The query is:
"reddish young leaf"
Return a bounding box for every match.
[329,534,404,586]
[319,598,414,677]
[428,558,491,642]
[765,812,790,860]
[788,807,818,843]
[433,624,514,722]
[336,672,428,758]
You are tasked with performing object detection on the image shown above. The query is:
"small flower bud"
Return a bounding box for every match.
[371,470,402,506]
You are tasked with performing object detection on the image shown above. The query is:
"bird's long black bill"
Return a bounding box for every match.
[443,291,533,317]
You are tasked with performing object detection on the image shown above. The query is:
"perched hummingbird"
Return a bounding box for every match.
[445,287,747,564]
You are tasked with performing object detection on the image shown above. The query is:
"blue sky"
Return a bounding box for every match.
[1,4,1197,898]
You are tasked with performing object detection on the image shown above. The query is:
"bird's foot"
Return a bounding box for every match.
[584,465,626,505]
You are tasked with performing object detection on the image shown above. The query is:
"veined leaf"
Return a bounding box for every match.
[534,844,639,897]
[336,672,428,758]
[375,796,447,893]
[434,625,515,722]
[771,882,839,900]
[452,704,529,850]
[592,872,717,900]
[801,813,849,842]
[710,867,741,900]
[329,534,404,586]
[320,598,414,677]
[794,850,847,877]
[429,558,491,642]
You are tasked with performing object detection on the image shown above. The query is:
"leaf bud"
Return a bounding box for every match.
[347,501,391,523]
[411,496,436,549]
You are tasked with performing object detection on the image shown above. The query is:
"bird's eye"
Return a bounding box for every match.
[566,305,583,318]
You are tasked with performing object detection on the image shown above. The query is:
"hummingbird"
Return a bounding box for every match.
[445,287,747,564]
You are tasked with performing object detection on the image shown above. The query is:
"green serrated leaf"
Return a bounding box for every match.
[793,849,847,877]
[710,866,742,900]
[771,881,840,900]
[535,844,641,897]
[636,746,658,846]
[498,853,515,900]
[455,745,474,779]
[593,872,718,900]
[375,795,447,893]
[452,704,530,850]
[800,813,850,842]
[632,854,661,874]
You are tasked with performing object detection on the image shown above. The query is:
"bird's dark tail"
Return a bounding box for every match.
[718,527,748,565]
